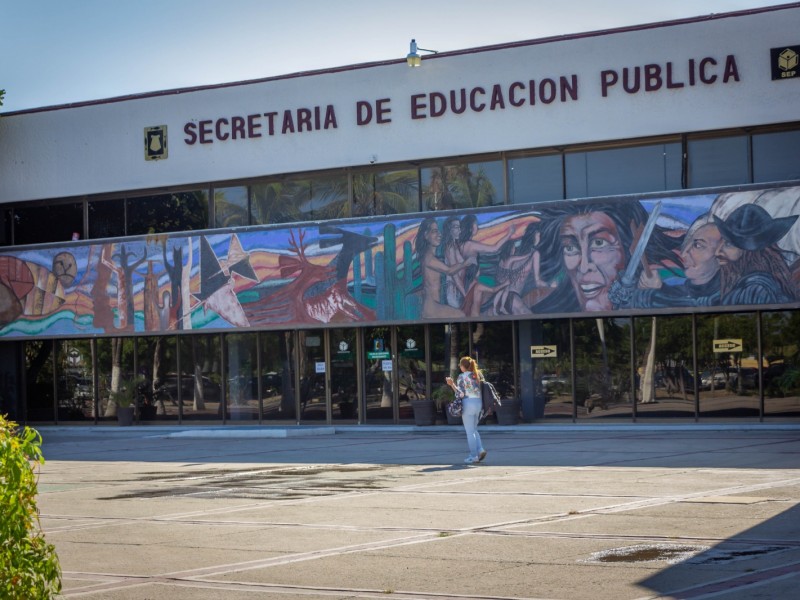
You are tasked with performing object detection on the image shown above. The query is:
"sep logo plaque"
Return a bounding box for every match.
[770,46,799,80]
[144,125,168,160]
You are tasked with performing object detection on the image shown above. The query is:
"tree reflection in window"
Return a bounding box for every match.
[252,175,349,225]
[214,186,249,228]
[353,169,419,217]
[422,160,504,211]
[126,191,208,235]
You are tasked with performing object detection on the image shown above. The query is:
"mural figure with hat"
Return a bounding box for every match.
[617,212,724,309]
[713,204,798,305]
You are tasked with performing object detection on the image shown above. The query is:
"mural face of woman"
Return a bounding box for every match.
[681,223,722,284]
[424,220,442,249]
[560,211,625,311]
[447,220,461,240]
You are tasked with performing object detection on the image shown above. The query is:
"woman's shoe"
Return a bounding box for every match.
[478,450,487,462]
[464,456,478,464]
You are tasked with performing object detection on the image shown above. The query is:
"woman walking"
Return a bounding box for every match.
[446,356,487,464]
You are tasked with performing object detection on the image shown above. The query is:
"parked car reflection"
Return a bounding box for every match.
[160,374,221,403]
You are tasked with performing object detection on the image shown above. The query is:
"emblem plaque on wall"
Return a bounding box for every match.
[770,45,799,80]
[144,125,168,160]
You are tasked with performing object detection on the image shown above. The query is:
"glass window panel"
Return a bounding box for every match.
[15,202,83,245]
[135,336,178,422]
[688,135,749,188]
[377,169,420,214]
[762,311,800,418]
[260,331,296,421]
[696,313,759,418]
[396,324,426,423]
[422,160,505,211]
[298,329,327,422]
[225,333,257,421]
[214,186,249,228]
[753,130,800,183]
[472,321,518,423]
[573,317,632,420]
[353,169,419,217]
[508,154,563,204]
[178,334,222,422]
[364,326,395,423]
[330,328,358,422]
[565,153,589,198]
[428,323,470,422]
[521,319,572,420]
[565,143,682,199]
[95,337,135,423]
[88,198,125,239]
[634,316,696,419]
[472,321,513,396]
[251,180,305,225]
[0,207,12,246]
[0,343,21,421]
[25,340,55,422]
[352,173,377,217]
[56,340,94,422]
[251,176,348,225]
[127,190,209,236]
[306,175,349,221]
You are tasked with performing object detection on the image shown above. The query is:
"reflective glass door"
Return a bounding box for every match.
[299,329,327,422]
[634,316,696,419]
[762,311,800,418]
[396,324,426,423]
[573,317,632,420]
[697,313,759,418]
[330,328,358,422]
[364,327,393,422]
[260,331,297,422]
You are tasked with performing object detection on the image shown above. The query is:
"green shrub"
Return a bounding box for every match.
[0,415,61,599]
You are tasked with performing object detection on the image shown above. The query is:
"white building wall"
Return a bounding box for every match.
[0,6,798,203]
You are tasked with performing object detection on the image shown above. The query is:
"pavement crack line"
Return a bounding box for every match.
[45,472,800,534]
[63,573,541,600]
[57,473,800,597]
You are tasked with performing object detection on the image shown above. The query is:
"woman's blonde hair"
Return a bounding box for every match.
[459,356,483,382]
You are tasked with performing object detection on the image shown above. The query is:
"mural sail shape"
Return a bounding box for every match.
[2,185,800,339]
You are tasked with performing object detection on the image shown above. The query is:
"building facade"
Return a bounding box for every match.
[1,4,799,425]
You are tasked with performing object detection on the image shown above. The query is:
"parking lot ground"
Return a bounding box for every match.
[36,425,800,599]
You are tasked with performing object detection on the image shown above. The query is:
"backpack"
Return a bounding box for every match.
[480,380,501,415]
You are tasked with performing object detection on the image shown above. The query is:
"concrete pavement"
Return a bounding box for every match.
[36,425,800,599]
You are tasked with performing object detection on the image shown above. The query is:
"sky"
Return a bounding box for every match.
[0,0,792,113]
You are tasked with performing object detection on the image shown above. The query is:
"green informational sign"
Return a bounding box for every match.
[367,351,391,360]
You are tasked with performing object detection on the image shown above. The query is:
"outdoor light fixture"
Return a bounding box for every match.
[406,39,437,67]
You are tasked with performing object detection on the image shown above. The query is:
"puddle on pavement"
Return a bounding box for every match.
[586,543,792,565]
[587,544,708,564]
[99,464,388,501]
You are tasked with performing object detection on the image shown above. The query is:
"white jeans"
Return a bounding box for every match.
[461,396,483,458]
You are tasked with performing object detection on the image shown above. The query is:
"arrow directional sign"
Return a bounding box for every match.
[713,338,743,353]
[531,345,558,358]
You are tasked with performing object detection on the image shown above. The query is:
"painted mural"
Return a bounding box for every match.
[1,185,800,339]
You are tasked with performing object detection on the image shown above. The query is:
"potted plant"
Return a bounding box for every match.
[410,385,438,426]
[493,388,521,425]
[109,375,147,426]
